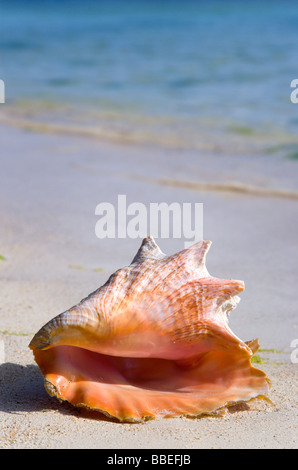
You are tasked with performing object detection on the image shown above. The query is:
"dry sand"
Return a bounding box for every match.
[0,124,297,449]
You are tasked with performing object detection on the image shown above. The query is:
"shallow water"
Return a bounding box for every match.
[1,0,298,153]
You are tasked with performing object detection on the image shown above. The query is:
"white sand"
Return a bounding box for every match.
[0,125,297,448]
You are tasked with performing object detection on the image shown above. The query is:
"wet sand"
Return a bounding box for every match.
[0,124,297,448]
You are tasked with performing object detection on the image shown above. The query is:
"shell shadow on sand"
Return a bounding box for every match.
[0,362,119,422]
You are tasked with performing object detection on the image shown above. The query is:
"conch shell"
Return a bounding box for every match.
[29,237,270,422]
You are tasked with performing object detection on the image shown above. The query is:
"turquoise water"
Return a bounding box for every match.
[1,0,298,151]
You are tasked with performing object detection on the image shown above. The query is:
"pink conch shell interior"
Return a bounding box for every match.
[30,238,270,422]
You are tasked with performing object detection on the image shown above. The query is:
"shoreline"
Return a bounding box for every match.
[128,174,298,200]
[1,118,298,196]
[1,105,298,157]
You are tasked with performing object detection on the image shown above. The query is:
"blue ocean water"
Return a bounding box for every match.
[1,0,298,151]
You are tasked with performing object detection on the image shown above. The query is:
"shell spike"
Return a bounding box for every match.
[217,279,245,304]
[29,302,103,351]
[131,235,166,264]
[169,239,211,271]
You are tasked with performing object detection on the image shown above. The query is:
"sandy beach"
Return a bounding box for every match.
[0,123,297,449]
